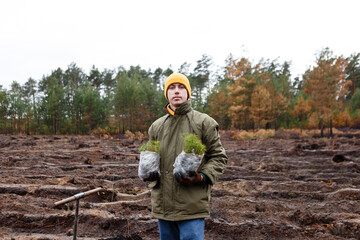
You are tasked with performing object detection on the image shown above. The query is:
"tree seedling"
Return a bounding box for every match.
[139,141,160,153]
[182,133,206,155]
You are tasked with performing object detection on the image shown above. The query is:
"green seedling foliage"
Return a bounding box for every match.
[139,141,160,153]
[182,133,206,155]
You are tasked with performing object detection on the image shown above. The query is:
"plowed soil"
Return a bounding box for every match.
[1,132,360,240]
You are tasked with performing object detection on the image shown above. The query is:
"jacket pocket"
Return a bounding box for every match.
[175,183,210,215]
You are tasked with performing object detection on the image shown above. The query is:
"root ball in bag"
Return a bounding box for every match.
[138,141,160,181]
[173,134,206,177]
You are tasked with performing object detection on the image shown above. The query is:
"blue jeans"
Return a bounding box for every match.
[158,218,205,240]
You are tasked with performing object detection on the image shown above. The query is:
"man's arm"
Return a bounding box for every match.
[199,118,228,185]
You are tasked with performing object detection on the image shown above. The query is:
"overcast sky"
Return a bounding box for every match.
[0,0,359,90]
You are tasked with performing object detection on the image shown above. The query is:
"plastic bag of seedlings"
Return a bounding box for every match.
[173,151,203,177]
[138,141,160,181]
[173,134,206,177]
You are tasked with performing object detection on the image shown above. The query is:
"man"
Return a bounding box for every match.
[142,72,227,240]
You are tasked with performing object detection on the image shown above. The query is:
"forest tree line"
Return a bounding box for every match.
[0,48,360,136]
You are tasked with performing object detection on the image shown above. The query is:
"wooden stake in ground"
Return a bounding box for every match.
[54,187,103,240]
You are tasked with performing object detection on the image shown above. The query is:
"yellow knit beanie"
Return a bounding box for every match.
[164,73,191,100]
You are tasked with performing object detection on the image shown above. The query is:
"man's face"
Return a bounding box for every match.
[167,83,188,109]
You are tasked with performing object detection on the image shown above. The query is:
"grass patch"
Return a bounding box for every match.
[231,129,275,140]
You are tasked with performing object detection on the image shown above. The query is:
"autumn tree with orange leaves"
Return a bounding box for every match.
[290,96,311,132]
[250,85,272,129]
[303,48,351,137]
[226,57,256,130]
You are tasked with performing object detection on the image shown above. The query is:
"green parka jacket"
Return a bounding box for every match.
[148,101,228,221]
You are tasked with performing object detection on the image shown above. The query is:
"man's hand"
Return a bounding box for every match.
[143,171,160,182]
[174,171,204,185]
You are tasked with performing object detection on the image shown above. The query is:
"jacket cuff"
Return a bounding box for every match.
[199,172,210,184]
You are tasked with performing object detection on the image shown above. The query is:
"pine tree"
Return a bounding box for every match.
[208,86,231,129]
[349,88,360,127]
[192,54,212,111]
[80,82,105,134]
[249,85,272,129]
[8,81,25,133]
[0,87,9,133]
[291,96,311,132]
[345,53,360,99]
[23,78,37,134]
[226,57,256,129]
[304,48,351,137]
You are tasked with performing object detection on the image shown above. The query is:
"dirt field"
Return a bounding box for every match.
[0,131,360,240]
